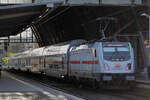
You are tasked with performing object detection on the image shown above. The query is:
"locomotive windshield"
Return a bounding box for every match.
[103,44,130,61]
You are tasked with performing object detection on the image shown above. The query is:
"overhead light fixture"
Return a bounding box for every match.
[141,13,149,18]
[45,8,49,12]
[39,15,42,18]
[141,13,150,46]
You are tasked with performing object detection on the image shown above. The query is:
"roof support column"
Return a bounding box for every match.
[131,6,148,78]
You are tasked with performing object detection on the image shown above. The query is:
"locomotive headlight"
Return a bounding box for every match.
[126,63,131,70]
[104,63,110,71]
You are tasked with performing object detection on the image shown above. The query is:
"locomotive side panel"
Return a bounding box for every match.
[69,48,99,79]
[69,51,81,76]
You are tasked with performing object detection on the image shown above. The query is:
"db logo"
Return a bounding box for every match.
[115,64,121,68]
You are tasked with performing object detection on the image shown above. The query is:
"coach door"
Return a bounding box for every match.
[69,51,81,76]
[41,56,45,74]
[81,49,93,77]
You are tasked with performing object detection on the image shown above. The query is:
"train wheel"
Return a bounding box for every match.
[27,69,30,73]
[74,77,80,88]
[129,81,136,89]
[40,71,44,75]
[78,79,83,88]
[92,80,99,89]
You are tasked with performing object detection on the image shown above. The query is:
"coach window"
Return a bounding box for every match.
[54,64,58,69]
[39,58,41,64]
[25,59,27,65]
[28,59,29,66]
[29,58,31,65]
[49,64,52,68]
[95,49,97,57]
[92,49,97,57]
[52,64,54,69]
[62,57,64,69]
[19,59,20,65]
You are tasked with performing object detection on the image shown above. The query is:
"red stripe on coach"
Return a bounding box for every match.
[70,61,80,64]
[82,61,99,64]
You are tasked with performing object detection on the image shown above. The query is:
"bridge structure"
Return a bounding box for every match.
[0,0,149,75]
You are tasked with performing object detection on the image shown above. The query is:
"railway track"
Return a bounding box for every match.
[136,80,150,85]
[7,71,150,100]
[7,71,89,100]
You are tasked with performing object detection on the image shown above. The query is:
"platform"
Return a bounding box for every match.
[0,71,84,100]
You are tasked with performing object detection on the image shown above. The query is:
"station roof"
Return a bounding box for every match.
[0,3,47,37]
[32,5,148,46]
[0,3,148,47]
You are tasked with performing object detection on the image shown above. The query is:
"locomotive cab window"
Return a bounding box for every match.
[117,47,129,52]
[103,47,115,52]
[92,49,97,57]
[103,44,131,61]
